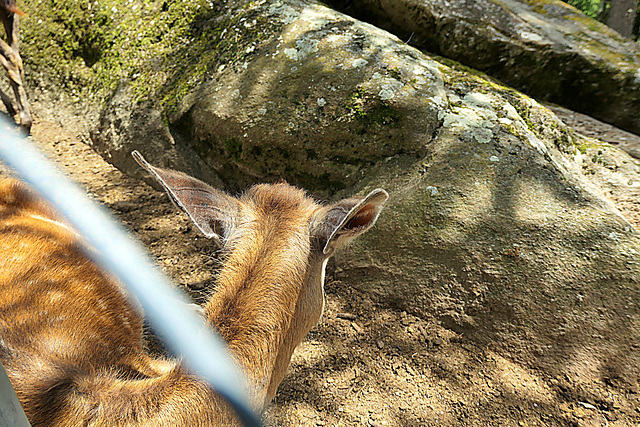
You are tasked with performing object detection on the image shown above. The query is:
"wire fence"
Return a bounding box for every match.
[0,119,262,427]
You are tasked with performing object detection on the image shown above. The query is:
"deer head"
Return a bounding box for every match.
[133,151,388,407]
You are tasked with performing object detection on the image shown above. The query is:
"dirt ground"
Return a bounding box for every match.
[2,112,640,426]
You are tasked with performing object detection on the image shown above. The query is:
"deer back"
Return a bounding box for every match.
[0,179,146,423]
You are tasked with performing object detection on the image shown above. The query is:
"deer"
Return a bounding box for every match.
[0,150,388,426]
[0,0,31,131]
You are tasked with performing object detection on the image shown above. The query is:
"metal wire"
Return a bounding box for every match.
[0,120,261,427]
[0,361,30,427]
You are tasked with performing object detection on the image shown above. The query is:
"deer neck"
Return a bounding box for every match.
[264,255,328,402]
[203,213,314,408]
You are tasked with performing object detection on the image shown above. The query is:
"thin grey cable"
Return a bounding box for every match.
[0,361,30,427]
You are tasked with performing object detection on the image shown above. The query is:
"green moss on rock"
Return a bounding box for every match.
[224,137,243,162]
[347,88,402,129]
[21,0,285,116]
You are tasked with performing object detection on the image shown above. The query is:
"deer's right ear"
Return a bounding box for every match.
[132,151,240,247]
[313,188,388,256]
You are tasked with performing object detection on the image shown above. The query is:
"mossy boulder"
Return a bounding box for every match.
[323,0,640,136]
[18,0,640,403]
[336,76,640,388]
[20,0,444,194]
[163,6,445,193]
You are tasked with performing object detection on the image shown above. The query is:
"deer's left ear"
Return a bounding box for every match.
[313,189,388,256]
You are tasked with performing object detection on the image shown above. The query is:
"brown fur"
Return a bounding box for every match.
[205,184,319,405]
[0,166,387,425]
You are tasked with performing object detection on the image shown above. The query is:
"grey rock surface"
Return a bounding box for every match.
[323,0,640,135]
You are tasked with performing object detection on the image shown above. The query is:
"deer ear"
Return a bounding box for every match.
[314,189,389,255]
[132,151,240,247]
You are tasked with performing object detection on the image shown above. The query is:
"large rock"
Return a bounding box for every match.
[323,0,640,135]
[19,0,640,403]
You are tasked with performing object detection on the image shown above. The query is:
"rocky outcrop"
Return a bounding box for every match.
[19,0,640,402]
[323,0,640,135]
